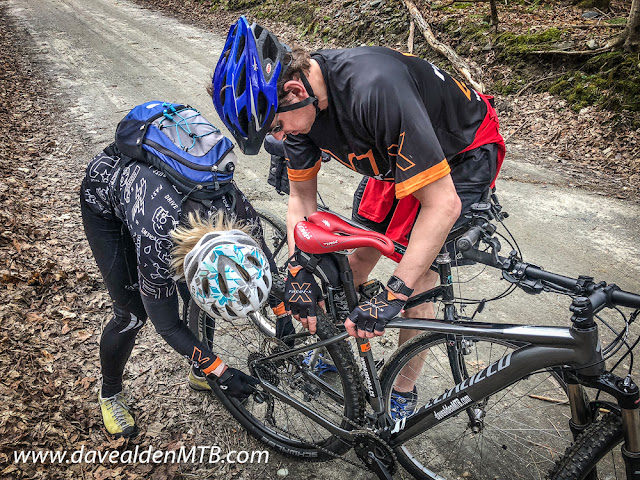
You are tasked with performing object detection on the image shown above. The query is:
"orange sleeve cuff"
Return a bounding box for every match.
[394,159,451,199]
[202,356,225,376]
[287,158,321,182]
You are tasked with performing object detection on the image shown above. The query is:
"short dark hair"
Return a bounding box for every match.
[276,47,311,105]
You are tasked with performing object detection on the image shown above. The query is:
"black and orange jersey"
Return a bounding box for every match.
[284,47,490,199]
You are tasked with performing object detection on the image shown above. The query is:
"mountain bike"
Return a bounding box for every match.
[187,199,640,479]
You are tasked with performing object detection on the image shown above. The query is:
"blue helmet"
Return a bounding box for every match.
[212,17,290,155]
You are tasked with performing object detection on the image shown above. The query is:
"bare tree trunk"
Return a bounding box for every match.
[403,0,485,92]
[489,0,499,30]
[408,20,415,54]
[620,0,640,52]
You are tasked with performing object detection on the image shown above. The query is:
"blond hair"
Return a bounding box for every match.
[170,210,252,278]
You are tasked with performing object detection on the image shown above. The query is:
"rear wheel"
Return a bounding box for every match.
[255,208,288,274]
[193,307,365,460]
[380,333,572,479]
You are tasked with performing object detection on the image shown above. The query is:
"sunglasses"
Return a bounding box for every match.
[269,114,283,135]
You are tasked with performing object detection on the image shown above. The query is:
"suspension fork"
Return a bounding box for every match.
[577,372,640,478]
[566,375,592,440]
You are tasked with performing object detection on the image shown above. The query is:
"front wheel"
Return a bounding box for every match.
[549,412,626,479]
[380,333,572,480]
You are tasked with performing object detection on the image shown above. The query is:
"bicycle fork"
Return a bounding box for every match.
[572,372,640,479]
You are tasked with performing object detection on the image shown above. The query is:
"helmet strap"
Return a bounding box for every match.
[276,71,320,115]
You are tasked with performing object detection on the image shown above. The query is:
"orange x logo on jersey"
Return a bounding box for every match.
[358,297,389,319]
[289,283,312,303]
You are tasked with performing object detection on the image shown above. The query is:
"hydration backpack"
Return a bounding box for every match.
[115,101,237,200]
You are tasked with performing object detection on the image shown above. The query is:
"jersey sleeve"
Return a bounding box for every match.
[360,68,451,199]
[283,134,323,182]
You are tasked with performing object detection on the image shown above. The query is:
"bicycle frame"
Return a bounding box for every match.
[251,246,640,476]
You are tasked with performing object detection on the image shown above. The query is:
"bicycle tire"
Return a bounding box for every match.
[255,208,288,274]
[195,308,366,461]
[549,412,626,480]
[380,332,572,480]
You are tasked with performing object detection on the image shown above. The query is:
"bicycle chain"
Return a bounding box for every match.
[254,336,398,473]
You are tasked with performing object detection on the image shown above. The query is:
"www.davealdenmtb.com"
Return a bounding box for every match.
[187,197,640,480]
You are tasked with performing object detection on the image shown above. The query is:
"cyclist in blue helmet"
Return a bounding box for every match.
[211,16,293,155]
[212,19,505,420]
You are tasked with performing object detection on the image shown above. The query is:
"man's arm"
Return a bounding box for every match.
[344,174,461,338]
[391,174,461,296]
[285,175,325,333]
[287,176,319,256]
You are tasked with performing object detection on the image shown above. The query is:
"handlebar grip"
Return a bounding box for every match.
[456,226,484,252]
[611,289,640,309]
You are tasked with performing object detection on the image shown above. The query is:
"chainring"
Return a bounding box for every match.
[353,431,397,475]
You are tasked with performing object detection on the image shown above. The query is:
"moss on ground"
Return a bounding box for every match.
[548,52,640,114]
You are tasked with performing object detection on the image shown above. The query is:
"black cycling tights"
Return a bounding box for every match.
[80,195,150,397]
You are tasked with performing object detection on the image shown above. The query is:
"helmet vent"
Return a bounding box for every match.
[262,34,279,66]
[235,35,245,63]
[236,65,247,95]
[257,92,269,125]
[237,264,251,282]
[238,290,250,305]
[247,255,261,269]
[217,272,228,295]
[237,107,249,134]
[202,277,210,297]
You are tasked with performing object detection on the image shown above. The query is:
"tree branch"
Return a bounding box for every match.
[403,0,485,92]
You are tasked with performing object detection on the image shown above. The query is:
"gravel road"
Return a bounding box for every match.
[5,0,640,478]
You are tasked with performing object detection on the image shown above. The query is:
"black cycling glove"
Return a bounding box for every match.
[210,367,259,401]
[347,290,406,335]
[284,261,323,320]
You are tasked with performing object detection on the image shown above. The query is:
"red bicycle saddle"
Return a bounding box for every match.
[293,211,395,256]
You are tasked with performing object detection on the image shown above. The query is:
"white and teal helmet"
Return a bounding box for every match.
[184,229,271,321]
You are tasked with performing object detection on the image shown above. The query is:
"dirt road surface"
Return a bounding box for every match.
[3,0,640,478]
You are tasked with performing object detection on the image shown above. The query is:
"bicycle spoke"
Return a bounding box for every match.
[384,335,573,479]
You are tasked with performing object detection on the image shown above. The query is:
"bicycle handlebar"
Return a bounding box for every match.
[458,226,640,311]
[456,225,483,252]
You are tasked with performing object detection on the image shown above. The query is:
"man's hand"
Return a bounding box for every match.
[209,367,259,402]
[284,261,324,334]
[345,290,405,338]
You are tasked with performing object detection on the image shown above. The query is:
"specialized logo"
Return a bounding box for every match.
[421,352,513,412]
[288,283,312,303]
[391,352,515,434]
[266,63,272,75]
[358,297,389,319]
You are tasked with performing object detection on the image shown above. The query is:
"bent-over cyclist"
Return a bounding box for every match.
[81,106,292,438]
[210,16,505,418]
